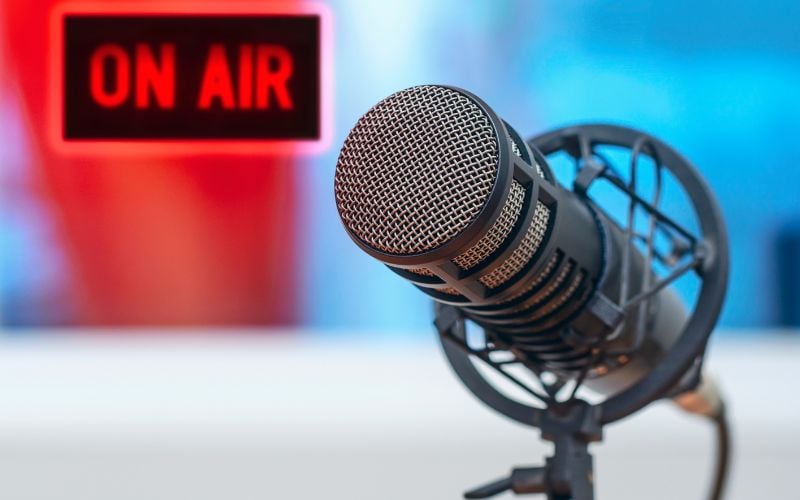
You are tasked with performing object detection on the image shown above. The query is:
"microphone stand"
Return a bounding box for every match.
[463,400,601,500]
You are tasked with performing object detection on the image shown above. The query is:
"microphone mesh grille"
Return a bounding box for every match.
[335,86,499,255]
[509,260,574,314]
[501,252,561,304]
[479,201,551,289]
[528,271,585,320]
[453,180,525,270]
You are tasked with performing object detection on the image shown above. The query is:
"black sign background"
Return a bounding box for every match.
[63,15,320,140]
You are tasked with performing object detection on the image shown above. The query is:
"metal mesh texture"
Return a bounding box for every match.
[513,260,574,313]
[510,135,547,179]
[335,86,499,255]
[399,180,526,282]
[479,202,551,288]
[407,267,435,277]
[498,252,561,304]
[510,137,522,157]
[527,271,586,321]
[453,180,525,270]
[478,250,562,310]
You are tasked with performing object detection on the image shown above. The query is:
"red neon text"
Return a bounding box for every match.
[89,42,294,110]
[90,43,175,109]
[197,43,294,110]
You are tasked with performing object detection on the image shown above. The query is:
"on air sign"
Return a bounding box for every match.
[50,2,331,154]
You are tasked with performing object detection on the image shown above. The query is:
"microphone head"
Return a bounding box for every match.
[335,85,502,256]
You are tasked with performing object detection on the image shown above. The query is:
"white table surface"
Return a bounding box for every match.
[0,330,797,500]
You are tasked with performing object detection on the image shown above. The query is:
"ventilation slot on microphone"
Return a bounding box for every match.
[530,271,585,320]
[479,201,550,289]
[453,180,526,270]
[525,276,594,334]
[509,135,546,180]
[503,252,561,304]
[420,285,468,301]
[469,260,576,328]
[508,260,574,315]
[502,270,587,328]
[491,268,594,338]
[464,252,563,314]
[510,137,522,157]
[407,267,435,277]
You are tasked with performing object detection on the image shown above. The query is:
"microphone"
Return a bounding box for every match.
[334,85,730,499]
[335,85,687,395]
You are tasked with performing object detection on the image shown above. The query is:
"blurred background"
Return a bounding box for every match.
[0,0,798,499]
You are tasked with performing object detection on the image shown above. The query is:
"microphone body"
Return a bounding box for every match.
[335,85,687,394]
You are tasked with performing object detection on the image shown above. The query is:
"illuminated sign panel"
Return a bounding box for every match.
[51,3,331,154]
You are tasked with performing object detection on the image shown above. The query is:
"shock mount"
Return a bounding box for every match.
[435,124,729,500]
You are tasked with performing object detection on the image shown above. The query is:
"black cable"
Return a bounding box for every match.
[708,405,731,500]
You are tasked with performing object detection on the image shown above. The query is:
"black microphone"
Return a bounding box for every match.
[335,85,686,395]
[334,85,730,500]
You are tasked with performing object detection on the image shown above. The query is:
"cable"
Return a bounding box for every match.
[673,376,731,500]
[708,405,731,500]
